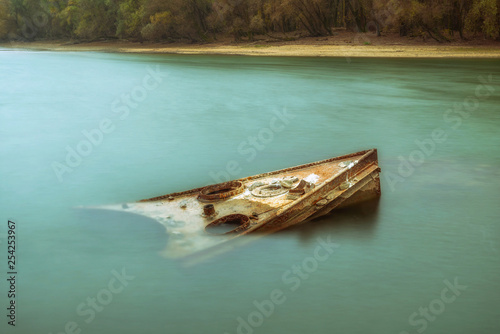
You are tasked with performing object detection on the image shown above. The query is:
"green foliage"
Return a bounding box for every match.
[209,0,263,40]
[117,0,144,38]
[141,10,172,40]
[74,0,118,39]
[1,0,499,42]
[51,0,79,37]
[0,0,10,39]
[466,0,499,38]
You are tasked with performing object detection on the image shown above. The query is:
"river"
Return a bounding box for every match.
[1,49,499,334]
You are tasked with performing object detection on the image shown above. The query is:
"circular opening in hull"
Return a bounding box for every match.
[205,214,250,235]
[198,181,244,201]
[251,184,288,198]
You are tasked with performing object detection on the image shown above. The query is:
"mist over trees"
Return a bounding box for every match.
[1,0,499,42]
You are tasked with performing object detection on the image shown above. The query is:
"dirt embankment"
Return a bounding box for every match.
[2,32,500,58]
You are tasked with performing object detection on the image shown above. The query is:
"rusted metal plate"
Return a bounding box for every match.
[91,148,382,262]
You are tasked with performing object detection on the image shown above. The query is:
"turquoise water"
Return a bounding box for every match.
[1,50,499,334]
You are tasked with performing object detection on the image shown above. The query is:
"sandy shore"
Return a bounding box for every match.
[2,36,500,58]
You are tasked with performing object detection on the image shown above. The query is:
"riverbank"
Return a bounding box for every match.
[2,33,500,57]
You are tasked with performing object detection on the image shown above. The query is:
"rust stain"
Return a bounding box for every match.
[97,148,382,261]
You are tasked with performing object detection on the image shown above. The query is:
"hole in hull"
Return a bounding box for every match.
[198,181,244,201]
[205,214,250,235]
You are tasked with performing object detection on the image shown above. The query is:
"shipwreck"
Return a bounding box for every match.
[94,148,381,262]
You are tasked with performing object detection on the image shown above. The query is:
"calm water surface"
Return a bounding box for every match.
[1,50,499,334]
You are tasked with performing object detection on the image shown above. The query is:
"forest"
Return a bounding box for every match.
[1,0,499,43]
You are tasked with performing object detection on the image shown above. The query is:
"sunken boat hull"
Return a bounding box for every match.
[93,149,381,262]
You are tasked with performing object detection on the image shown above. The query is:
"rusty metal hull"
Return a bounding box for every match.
[93,149,381,262]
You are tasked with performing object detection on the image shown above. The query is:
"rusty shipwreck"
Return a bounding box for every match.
[95,148,381,261]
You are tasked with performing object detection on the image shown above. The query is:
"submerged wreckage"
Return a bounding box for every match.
[97,149,381,261]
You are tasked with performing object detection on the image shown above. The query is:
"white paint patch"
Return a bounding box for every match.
[304,173,320,184]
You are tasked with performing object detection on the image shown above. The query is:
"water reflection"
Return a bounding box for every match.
[285,198,381,243]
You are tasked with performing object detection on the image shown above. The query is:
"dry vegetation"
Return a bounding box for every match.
[1,0,500,45]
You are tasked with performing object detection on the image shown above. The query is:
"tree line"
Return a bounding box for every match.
[1,0,499,43]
